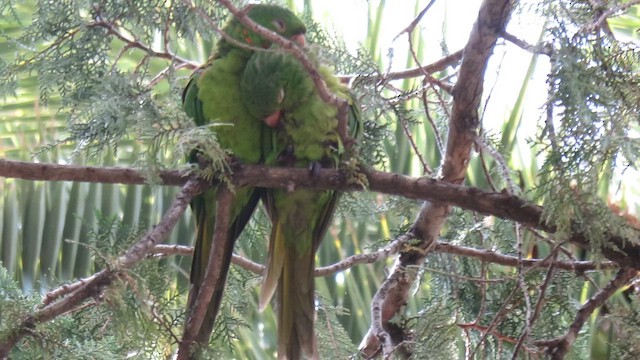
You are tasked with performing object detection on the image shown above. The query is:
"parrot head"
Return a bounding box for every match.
[223,4,306,49]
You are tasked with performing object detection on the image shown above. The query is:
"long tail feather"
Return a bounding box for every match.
[278,238,317,360]
[259,222,285,312]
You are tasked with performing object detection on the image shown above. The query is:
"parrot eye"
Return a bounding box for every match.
[272,19,287,32]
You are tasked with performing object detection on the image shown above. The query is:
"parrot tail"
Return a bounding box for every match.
[260,221,318,360]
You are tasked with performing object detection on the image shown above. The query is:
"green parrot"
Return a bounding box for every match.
[241,45,362,359]
[181,4,306,350]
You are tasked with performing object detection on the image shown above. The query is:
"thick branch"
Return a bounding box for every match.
[1,159,639,270]
[360,0,516,356]
[178,186,234,358]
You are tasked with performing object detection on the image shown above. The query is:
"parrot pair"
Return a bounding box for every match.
[182,4,361,359]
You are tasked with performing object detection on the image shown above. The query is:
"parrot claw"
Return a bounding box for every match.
[277,145,297,167]
[309,161,322,179]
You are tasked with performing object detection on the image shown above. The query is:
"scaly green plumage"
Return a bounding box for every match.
[182,5,305,354]
[242,46,362,359]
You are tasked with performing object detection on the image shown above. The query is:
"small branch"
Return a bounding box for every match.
[421,85,445,157]
[458,322,524,345]
[399,116,431,175]
[178,186,234,359]
[512,251,558,358]
[316,233,413,277]
[216,0,341,109]
[469,283,519,359]
[148,239,617,278]
[393,0,438,42]
[582,0,640,34]
[434,242,617,272]
[475,136,518,194]
[0,159,185,185]
[88,20,197,70]
[352,50,463,83]
[0,179,206,357]
[534,268,638,360]
[118,180,207,268]
[500,31,550,55]
[42,271,104,306]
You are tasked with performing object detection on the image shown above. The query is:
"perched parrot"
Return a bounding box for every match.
[181,4,306,351]
[241,45,362,359]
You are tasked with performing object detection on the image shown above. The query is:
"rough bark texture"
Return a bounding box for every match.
[1,160,639,269]
[360,0,516,357]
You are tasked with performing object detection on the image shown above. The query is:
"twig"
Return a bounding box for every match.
[399,117,431,175]
[500,31,550,55]
[458,322,523,345]
[88,20,197,70]
[392,0,438,42]
[42,271,104,306]
[328,229,413,269]
[534,268,638,359]
[469,283,518,359]
[393,50,463,80]
[477,148,498,192]
[512,251,558,358]
[475,136,518,194]
[582,0,640,34]
[421,85,445,157]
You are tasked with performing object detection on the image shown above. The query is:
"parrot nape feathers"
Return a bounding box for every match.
[241,44,362,359]
[181,4,306,357]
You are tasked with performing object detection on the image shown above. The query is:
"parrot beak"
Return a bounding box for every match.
[263,89,285,127]
[291,34,306,46]
[264,110,282,127]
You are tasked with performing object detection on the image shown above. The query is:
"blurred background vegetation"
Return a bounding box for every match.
[1,0,640,358]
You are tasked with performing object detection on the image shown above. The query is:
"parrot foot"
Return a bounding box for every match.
[277,145,296,167]
[342,158,368,189]
[309,161,322,179]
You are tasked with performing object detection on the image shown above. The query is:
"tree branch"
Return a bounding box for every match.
[534,268,638,359]
[0,179,206,357]
[87,20,198,70]
[1,159,639,270]
[359,0,516,356]
[149,237,618,280]
[178,186,234,359]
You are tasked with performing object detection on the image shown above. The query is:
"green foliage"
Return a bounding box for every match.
[316,300,358,358]
[4,239,188,358]
[409,300,459,359]
[535,2,640,252]
[608,293,640,359]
